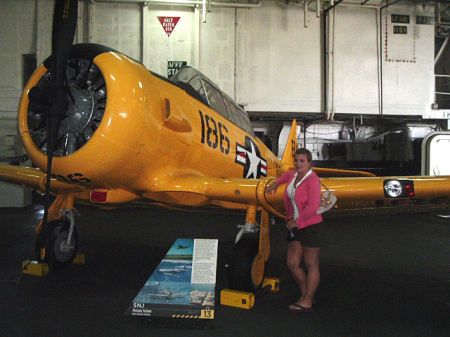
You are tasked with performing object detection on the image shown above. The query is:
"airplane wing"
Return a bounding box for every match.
[143,176,263,206]
[3,163,450,217]
[0,164,83,194]
[143,174,450,217]
[148,294,167,298]
[142,175,286,217]
[162,273,181,277]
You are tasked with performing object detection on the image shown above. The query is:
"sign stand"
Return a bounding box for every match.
[138,316,207,330]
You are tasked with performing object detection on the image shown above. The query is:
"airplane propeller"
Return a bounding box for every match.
[30,0,78,267]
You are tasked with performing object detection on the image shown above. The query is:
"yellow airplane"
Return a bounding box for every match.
[1,0,450,292]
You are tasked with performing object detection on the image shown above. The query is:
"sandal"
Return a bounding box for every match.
[288,303,313,313]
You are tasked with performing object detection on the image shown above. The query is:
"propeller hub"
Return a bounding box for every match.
[60,87,94,134]
[28,55,107,157]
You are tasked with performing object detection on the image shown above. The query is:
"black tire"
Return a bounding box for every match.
[227,235,264,292]
[35,219,78,270]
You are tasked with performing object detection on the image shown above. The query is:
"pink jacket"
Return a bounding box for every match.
[275,170,323,229]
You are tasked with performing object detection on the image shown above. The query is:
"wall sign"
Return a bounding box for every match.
[167,61,187,78]
[158,17,181,37]
[391,14,410,24]
[416,16,433,25]
[393,26,407,34]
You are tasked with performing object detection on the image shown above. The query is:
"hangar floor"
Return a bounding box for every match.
[1,201,449,337]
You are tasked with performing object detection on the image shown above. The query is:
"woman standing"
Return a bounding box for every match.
[265,148,325,313]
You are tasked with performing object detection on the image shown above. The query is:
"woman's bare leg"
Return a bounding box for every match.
[286,241,307,300]
[297,246,321,308]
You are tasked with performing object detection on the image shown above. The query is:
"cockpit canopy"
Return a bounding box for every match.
[170,66,254,136]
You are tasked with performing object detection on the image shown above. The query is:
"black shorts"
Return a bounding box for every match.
[287,222,326,247]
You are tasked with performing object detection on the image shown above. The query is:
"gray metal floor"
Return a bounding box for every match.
[1,202,449,336]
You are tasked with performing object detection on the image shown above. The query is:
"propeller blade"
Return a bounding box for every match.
[52,0,78,87]
[41,0,78,265]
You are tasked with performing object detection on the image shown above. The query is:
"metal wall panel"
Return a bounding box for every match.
[242,2,322,113]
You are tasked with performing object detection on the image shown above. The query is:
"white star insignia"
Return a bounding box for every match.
[245,141,261,179]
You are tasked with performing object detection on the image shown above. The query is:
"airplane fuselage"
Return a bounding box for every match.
[19,47,286,206]
[12,44,450,216]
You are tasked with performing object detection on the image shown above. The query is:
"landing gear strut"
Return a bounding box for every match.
[34,194,79,270]
[228,234,263,291]
[227,206,270,292]
[35,217,78,270]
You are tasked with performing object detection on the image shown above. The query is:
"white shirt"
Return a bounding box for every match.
[286,169,312,222]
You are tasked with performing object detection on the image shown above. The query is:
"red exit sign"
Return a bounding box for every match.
[158,17,181,37]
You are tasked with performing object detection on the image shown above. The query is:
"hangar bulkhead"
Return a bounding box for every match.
[1,0,450,176]
[2,1,450,178]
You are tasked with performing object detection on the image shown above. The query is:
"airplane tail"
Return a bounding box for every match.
[281,119,298,166]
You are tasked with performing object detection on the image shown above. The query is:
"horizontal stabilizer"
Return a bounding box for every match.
[313,167,375,178]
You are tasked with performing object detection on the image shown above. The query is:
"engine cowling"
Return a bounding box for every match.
[19,44,162,190]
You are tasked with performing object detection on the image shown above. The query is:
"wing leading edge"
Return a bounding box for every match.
[0,164,82,194]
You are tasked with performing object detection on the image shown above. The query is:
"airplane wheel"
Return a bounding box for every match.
[35,220,78,270]
[227,235,264,292]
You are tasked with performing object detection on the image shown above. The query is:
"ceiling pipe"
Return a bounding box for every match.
[203,0,207,22]
[323,0,344,15]
[92,0,262,8]
[304,0,308,28]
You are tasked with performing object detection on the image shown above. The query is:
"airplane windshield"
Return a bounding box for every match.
[170,66,255,136]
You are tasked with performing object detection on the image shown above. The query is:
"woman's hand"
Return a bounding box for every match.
[265,182,278,194]
[286,219,297,230]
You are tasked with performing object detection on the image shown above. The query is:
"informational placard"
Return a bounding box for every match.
[191,239,218,284]
[167,61,187,78]
[125,238,218,320]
